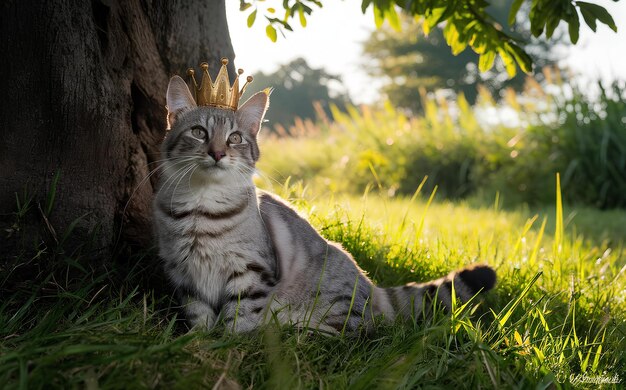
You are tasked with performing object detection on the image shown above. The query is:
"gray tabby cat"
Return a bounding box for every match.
[153,75,496,334]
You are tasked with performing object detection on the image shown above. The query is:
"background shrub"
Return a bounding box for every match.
[259,80,626,209]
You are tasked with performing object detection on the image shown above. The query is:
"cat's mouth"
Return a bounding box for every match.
[200,160,225,170]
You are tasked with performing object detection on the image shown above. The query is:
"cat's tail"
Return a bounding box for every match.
[373,264,496,320]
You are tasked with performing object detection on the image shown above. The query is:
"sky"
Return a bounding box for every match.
[226,1,626,104]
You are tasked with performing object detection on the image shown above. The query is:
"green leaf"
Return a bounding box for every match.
[508,0,524,25]
[529,1,546,37]
[422,19,431,35]
[578,1,617,32]
[361,0,373,14]
[266,17,293,31]
[444,22,467,55]
[438,3,458,23]
[472,37,488,55]
[579,5,597,32]
[507,43,533,73]
[300,3,313,14]
[266,24,277,42]
[478,51,495,72]
[298,5,307,27]
[373,4,385,29]
[545,14,561,38]
[499,49,517,78]
[568,12,581,44]
[247,9,257,28]
[425,6,447,31]
[386,4,402,32]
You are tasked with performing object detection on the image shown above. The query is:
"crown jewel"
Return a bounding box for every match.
[186,58,253,111]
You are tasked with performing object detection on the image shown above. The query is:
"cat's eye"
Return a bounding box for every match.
[191,127,206,139]
[228,132,242,145]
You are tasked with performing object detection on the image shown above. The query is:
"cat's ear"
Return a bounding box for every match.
[166,76,196,128]
[236,89,270,137]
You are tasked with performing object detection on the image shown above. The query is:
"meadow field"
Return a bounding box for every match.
[1,81,625,388]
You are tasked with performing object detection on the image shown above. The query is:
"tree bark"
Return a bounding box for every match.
[0,0,235,256]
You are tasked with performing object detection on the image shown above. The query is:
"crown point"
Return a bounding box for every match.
[186,58,256,111]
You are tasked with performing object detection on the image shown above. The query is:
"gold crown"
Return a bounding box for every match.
[186,58,253,111]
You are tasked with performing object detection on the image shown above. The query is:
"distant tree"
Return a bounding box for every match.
[363,0,567,112]
[244,58,351,129]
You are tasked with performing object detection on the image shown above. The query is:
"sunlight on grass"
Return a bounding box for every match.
[2,173,625,387]
[257,176,626,387]
[2,79,625,387]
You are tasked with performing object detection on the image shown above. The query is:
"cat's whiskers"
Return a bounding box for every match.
[160,160,198,198]
[158,161,193,195]
[233,165,255,199]
[250,168,282,192]
[113,156,197,249]
[230,161,256,191]
[259,166,291,187]
[168,163,199,210]
[125,156,196,207]
[185,165,201,193]
[148,156,197,186]
[119,155,197,231]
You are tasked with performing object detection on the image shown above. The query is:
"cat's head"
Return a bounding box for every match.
[161,75,269,184]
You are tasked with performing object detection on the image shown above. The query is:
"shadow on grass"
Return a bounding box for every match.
[2,185,625,388]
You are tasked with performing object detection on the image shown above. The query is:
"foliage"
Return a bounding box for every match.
[2,176,625,387]
[242,57,351,129]
[259,93,484,199]
[556,83,626,208]
[239,0,619,77]
[487,81,626,208]
[363,0,566,112]
[258,76,626,209]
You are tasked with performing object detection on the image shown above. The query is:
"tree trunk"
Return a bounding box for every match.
[0,0,236,256]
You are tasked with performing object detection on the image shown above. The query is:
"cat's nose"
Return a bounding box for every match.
[209,150,226,162]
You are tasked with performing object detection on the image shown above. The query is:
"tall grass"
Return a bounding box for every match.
[265,180,626,387]
[2,177,624,388]
[2,75,625,388]
[259,77,626,209]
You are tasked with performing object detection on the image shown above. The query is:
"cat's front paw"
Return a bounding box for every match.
[184,300,217,330]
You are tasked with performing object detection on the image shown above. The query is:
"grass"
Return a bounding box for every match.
[1,175,625,388]
[257,78,626,208]
[2,75,625,387]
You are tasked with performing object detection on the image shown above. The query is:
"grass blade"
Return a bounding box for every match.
[496,272,542,329]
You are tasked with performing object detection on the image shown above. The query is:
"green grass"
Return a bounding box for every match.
[258,79,626,209]
[2,177,625,388]
[3,71,624,388]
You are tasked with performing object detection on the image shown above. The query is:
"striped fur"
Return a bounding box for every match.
[154,76,496,334]
[258,193,496,333]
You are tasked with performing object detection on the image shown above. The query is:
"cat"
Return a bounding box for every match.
[153,75,496,334]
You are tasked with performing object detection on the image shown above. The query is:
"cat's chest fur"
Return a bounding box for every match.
[155,186,275,304]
